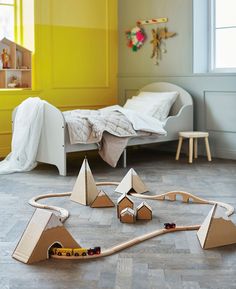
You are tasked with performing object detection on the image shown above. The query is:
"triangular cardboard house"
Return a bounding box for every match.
[12,209,79,264]
[120,207,136,223]
[90,190,115,208]
[197,204,236,249]
[136,202,152,220]
[117,193,134,217]
[115,168,148,194]
[70,158,98,206]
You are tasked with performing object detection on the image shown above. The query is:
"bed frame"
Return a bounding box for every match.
[13,82,193,176]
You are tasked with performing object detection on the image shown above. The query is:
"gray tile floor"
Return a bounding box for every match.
[1,148,236,289]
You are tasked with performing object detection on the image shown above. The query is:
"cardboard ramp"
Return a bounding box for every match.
[90,190,115,208]
[115,168,148,194]
[70,157,98,206]
[197,204,236,249]
[12,209,79,264]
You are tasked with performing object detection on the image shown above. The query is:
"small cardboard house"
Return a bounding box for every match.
[70,157,98,206]
[115,168,148,194]
[197,204,236,249]
[12,209,79,264]
[90,190,115,208]
[117,193,134,217]
[136,202,152,220]
[120,208,136,223]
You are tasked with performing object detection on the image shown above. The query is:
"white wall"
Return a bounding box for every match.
[118,0,236,159]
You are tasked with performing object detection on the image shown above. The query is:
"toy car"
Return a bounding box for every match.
[164,223,176,229]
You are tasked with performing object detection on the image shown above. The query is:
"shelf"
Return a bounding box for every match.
[0,38,32,89]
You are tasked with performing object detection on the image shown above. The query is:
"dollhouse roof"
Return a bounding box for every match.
[0,37,31,52]
[136,201,152,212]
[120,207,135,216]
[117,193,133,205]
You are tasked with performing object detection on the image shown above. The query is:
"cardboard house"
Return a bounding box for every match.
[12,209,79,264]
[197,204,236,249]
[117,193,134,217]
[120,208,136,223]
[90,190,115,208]
[136,202,152,220]
[115,168,148,194]
[70,157,98,206]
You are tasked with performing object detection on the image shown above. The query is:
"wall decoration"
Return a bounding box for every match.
[150,27,176,64]
[125,26,146,51]
[136,17,168,26]
[125,17,176,65]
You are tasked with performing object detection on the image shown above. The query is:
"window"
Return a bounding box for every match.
[0,0,16,41]
[211,0,236,71]
[193,0,236,73]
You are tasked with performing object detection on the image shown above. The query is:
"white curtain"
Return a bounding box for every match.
[0,97,44,174]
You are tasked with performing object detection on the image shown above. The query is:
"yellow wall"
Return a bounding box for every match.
[0,0,117,157]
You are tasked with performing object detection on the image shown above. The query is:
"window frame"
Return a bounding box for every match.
[209,0,236,73]
[0,0,22,42]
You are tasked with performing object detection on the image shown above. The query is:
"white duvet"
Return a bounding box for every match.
[100,105,166,135]
[0,97,44,174]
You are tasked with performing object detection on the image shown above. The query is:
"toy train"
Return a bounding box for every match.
[164,223,176,229]
[51,246,101,257]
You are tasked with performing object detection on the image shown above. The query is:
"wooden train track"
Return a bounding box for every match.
[29,182,234,222]
[51,225,200,260]
[28,182,234,262]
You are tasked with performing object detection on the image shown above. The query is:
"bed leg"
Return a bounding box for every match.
[122,149,127,168]
[56,153,67,176]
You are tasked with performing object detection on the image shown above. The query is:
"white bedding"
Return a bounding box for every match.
[64,105,166,167]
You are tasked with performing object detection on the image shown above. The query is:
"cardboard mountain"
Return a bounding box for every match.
[197,204,236,249]
[70,158,98,205]
[90,190,115,208]
[115,168,148,194]
[12,209,79,264]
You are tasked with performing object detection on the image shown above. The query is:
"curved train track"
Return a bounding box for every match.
[28,182,234,261]
[51,225,200,260]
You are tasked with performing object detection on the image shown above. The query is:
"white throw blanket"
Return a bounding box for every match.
[0,97,44,174]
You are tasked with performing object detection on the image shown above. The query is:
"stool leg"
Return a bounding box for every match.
[205,137,212,161]
[176,137,183,160]
[194,138,198,159]
[189,137,193,163]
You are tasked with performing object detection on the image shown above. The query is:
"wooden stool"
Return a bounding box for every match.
[176,131,212,163]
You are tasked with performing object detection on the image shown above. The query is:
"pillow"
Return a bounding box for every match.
[124,98,158,116]
[124,91,179,121]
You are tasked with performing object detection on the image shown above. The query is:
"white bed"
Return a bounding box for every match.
[13,82,193,176]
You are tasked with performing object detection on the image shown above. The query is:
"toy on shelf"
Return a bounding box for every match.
[197,204,236,249]
[115,168,148,195]
[164,223,176,229]
[117,193,134,217]
[70,157,98,206]
[136,202,152,220]
[90,190,115,208]
[1,48,10,68]
[7,76,19,88]
[120,207,136,223]
[12,209,80,264]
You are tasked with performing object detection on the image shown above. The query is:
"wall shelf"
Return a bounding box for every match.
[0,38,32,89]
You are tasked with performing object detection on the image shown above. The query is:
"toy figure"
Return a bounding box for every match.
[1,48,10,69]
